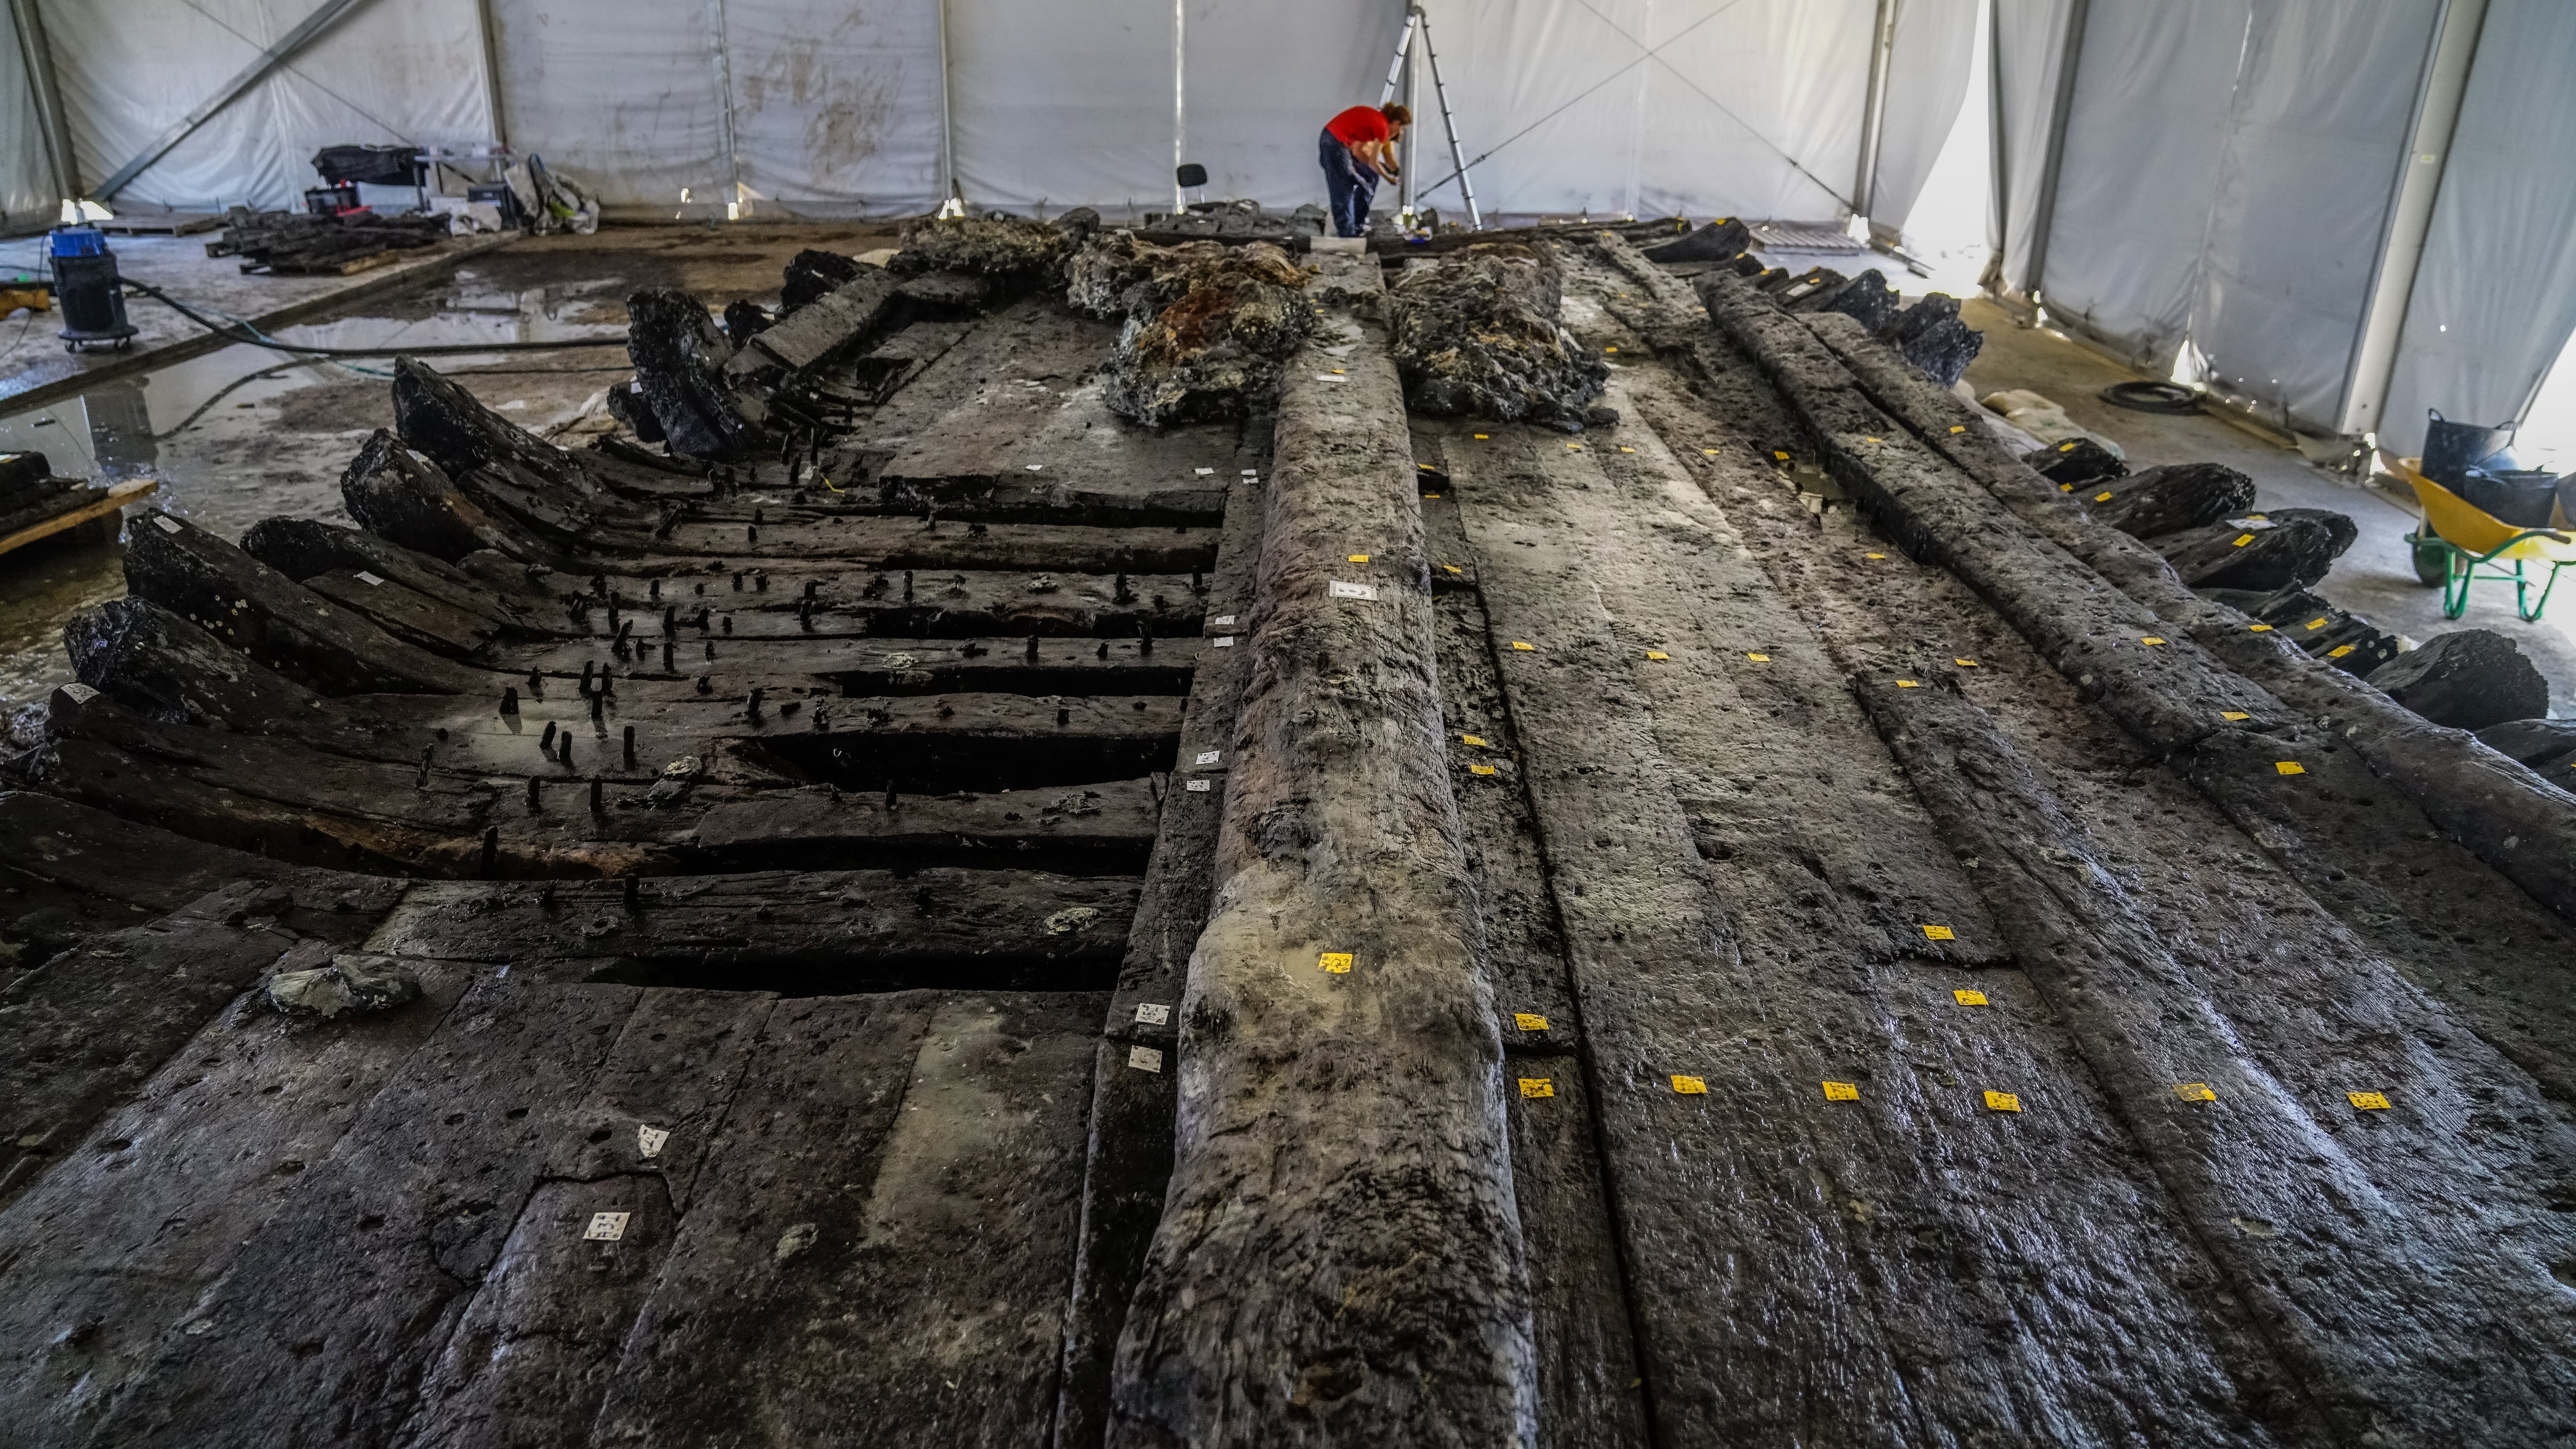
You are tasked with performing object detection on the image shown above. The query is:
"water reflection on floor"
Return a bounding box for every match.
[0,263,632,733]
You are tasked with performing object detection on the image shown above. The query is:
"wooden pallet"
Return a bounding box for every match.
[0,478,157,559]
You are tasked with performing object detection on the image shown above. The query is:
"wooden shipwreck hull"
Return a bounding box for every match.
[2,233,2572,1449]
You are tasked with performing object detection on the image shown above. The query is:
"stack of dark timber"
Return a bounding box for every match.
[1,215,2571,1449]
[0,451,156,561]
[207,206,451,276]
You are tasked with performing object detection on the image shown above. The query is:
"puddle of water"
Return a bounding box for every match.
[0,268,629,728]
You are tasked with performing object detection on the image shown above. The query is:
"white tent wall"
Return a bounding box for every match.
[2380,0,2576,460]
[488,0,727,210]
[723,1,944,217]
[1182,1,1388,215]
[1862,0,1979,240]
[39,0,488,211]
[949,0,1167,218]
[2,15,55,232]
[1984,0,2076,299]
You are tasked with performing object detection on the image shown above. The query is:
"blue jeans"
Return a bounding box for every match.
[1319,130,1378,238]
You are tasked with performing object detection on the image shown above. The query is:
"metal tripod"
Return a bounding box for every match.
[1378,5,1482,230]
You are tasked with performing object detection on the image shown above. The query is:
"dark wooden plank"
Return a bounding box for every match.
[301,569,499,659]
[0,884,310,1206]
[726,267,899,377]
[86,971,641,1449]
[0,959,471,1445]
[0,791,402,939]
[395,988,775,1447]
[239,515,557,636]
[1109,258,1534,1446]
[593,990,1103,1446]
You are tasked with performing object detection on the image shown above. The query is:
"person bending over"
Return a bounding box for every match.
[1318,102,1409,239]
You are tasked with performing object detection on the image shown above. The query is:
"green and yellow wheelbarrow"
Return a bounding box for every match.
[2381,450,2575,622]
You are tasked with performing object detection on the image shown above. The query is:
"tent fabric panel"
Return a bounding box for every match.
[1984,0,2075,297]
[2,19,54,230]
[2380,0,2576,458]
[490,0,728,210]
[1865,0,1978,237]
[721,0,945,217]
[1180,0,1386,215]
[947,0,1170,218]
[2033,0,2249,367]
[2187,0,2443,433]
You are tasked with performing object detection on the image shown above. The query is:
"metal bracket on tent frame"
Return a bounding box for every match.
[1376,6,1481,229]
[94,0,379,201]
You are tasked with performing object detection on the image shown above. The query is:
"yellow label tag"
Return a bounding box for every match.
[1823,1081,1860,1101]
[1514,1012,1550,1031]
[1474,433,1489,439]
[2059,442,2078,451]
[1618,446,1636,453]
[1444,564,1463,575]
[1746,652,1770,662]
[2249,624,2273,632]
[2095,491,2114,502]
[1950,425,1967,434]
[2233,533,2256,547]
[2174,1082,2216,1102]
[1921,924,1955,941]
[1423,493,1442,498]
[1566,443,1583,451]
[2141,636,2165,646]
[2060,483,2075,492]
[1319,951,1353,974]
[1702,448,1719,455]
[1671,1075,1707,1095]
[1462,734,1487,747]
[1866,552,1887,560]
[2305,617,2327,631]
[1955,658,1978,666]
[1645,650,1670,661]
[1511,641,1535,651]
[1896,679,1920,688]
[1469,763,1497,776]
[1520,1078,1555,1099]
[1774,450,1789,461]
[1348,553,1370,563]
[1954,989,1988,1006]
[2329,644,2355,658]
[2245,514,2266,521]
[1604,346,1619,353]
[1865,436,1883,444]
[1985,1090,2022,1113]
[1332,367,1346,374]
[2222,710,2250,721]
[2275,761,2305,776]
[2347,1090,2391,1110]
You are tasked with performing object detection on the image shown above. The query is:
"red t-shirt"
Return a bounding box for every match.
[1326,106,1391,149]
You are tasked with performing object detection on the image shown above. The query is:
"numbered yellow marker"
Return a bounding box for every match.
[1645,650,1670,661]
[1469,763,1498,776]
[2348,1091,2391,1110]
[2305,617,2328,631]
[1444,564,1463,575]
[1896,679,1920,688]
[1566,443,1583,451]
[1773,450,1790,461]
[2141,636,2166,646]
[1348,553,1370,563]
[1948,425,1967,434]
[1423,493,1442,499]
[1984,1090,2023,1113]
[1865,552,1887,560]
[1618,446,1636,453]
[1604,346,1619,353]
[1319,951,1353,974]
[2059,482,2075,492]
[1746,652,1770,662]
[1702,448,1719,456]
[2221,710,2250,721]
[2059,442,2078,452]
[2275,761,2306,776]
[2249,624,2274,632]
[2095,491,2114,502]
[1955,658,1978,667]
[1953,989,1988,1006]
[1514,1012,1550,1031]
[2329,644,2355,658]
[1520,1077,1556,1099]
[1474,433,1489,440]
[1823,1081,1860,1101]
[1922,924,1955,941]
[1511,641,1535,651]
[1462,734,1488,747]
[1671,1075,1707,1095]
[2232,533,2256,547]
[2174,1082,2216,1102]
[1865,436,1882,444]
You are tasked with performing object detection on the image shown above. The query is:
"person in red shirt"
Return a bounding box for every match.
[1319,103,1409,238]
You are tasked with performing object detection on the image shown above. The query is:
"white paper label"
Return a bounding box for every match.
[1128,1045,1164,1073]
[637,1125,670,1158]
[1185,779,1211,792]
[1241,469,1259,477]
[1136,1002,1172,1026]
[354,571,384,586]
[1315,374,1350,383]
[1024,463,1044,471]
[1213,614,1236,625]
[1328,580,1378,601]
[152,515,181,534]
[1212,635,1235,647]
[1194,467,1214,475]
[584,1211,631,1241]
[1194,750,1221,766]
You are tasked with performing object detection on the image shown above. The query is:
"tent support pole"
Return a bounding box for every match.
[2340,0,2492,439]
[472,0,507,150]
[1173,0,1185,216]
[7,0,76,200]
[937,0,959,212]
[94,0,377,200]
[703,0,741,213]
[2018,0,2089,310]
[1851,0,1899,225]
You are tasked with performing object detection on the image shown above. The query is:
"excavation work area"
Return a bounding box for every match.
[1,220,2572,1449]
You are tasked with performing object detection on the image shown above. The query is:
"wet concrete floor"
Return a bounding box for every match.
[0,222,899,748]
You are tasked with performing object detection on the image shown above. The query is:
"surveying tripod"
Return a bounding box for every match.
[1379,6,1483,230]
